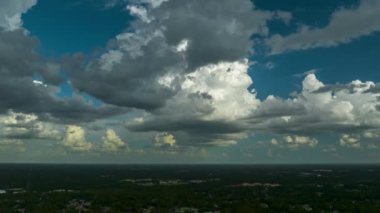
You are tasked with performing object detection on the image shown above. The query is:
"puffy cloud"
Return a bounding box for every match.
[127,5,152,23]
[161,60,258,121]
[0,29,61,84]
[270,138,279,145]
[101,129,128,152]
[128,60,258,146]
[268,135,318,149]
[143,0,169,8]
[0,0,37,31]
[6,0,378,151]
[337,130,380,149]
[64,0,280,147]
[66,29,182,110]
[366,83,380,94]
[154,132,176,148]
[251,74,380,135]
[266,0,380,54]
[251,74,380,151]
[129,69,380,147]
[0,6,125,124]
[62,126,131,153]
[66,0,273,111]
[283,135,318,149]
[0,111,61,140]
[71,0,377,148]
[363,130,380,139]
[99,50,123,72]
[339,134,361,149]
[152,0,272,69]
[151,132,183,153]
[0,73,125,123]
[252,95,305,119]
[62,125,93,152]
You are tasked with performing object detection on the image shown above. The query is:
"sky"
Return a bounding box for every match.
[0,0,379,164]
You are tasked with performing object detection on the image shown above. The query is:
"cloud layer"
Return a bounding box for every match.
[0,0,379,159]
[67,0,273,111]
[266,0,380,54]
[29,0,380,147]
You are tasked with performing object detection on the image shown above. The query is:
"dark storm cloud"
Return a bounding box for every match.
[252,117,374,135]
[63,39,182,110]
[65,0,273,111]
[153,0,271,69]
[0,76,126,123]
[128,117,247,145]
[0,29,62,84]
[61,0,276,146]
[0,29,126,123]
[129,118,245,134]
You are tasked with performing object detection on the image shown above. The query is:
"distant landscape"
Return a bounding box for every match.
[0,164,379,212]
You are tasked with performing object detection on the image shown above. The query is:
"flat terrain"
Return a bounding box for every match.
[0,164,379,212]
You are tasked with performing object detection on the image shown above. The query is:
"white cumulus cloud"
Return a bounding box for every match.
[62,125,93,152]
[101,129,128,152]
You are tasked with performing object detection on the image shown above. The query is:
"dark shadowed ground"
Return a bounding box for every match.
[0,164,379,212]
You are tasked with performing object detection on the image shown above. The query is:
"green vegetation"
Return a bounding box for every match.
[0,164,379,212]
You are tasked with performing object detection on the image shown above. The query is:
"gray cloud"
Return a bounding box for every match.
[64,39,182,110]
[66,0,273,111]
[0,74,126,124]
[124,59,258,146]
[0,29,61,84]
[0,12,126,124]
[2,0,380,151]
[129,118,245,135]
[0,112,61,141]
[266,0,380,54]
[153,0,271,69]
[312,81,373,94]
[61,0,276,146]
[365,83,380,94]
[250,97,306,119]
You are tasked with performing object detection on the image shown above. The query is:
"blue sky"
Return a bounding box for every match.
[0,0,379,163]
[24,0,133,56]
